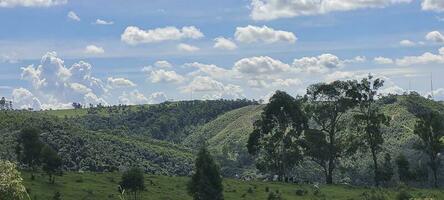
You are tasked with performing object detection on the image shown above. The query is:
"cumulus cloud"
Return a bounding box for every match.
[154,60,172,68]
[118,90,149,105]
[185,62,232,80]
[422,0,444,12]
[177,43,200,52]
[67,11,80,21]
[146,69,185,83]
[12,88,41,110]
[292,53,344,73]
[425,31,444,43]
[271,78,302,87]
[234,56,291,75]
[84,45,105,55]
[213,37,237,50]
[374,57,394,64]
[148,92,167,104]
[94,19,114,25]
[0,0,66,7]
[19,52,108,109]
[400,39,416,47]
[396,47,444,66]
[181,76,243,99]
[235,25,297,44]
[249,0,411,21]
[107,77,136,88]
[121,26,204,45]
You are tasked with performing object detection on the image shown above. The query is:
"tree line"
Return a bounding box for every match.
[248,75,444,188]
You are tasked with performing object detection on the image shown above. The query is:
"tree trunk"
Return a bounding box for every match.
[371,148,379,187]
[433,168,438,188]
[326,163,334,184]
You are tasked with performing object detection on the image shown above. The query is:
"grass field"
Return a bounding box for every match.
[22,172,444,200]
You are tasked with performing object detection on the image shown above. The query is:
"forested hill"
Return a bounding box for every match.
[0,99,257,175]
[1,95,444,186]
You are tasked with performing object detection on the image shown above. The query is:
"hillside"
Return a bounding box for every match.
[1,95,444,186]
[21,172,444,200]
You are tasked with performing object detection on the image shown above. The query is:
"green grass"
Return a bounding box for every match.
[22,172,444,200]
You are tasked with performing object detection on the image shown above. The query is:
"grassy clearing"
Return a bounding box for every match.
[22,172,444,200]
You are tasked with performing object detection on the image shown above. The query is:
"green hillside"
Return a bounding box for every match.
[21,172,444,200]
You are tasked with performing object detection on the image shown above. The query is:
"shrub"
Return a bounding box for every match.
[267,191,283,200]
[295,188,307,196]
[396,190,412,200]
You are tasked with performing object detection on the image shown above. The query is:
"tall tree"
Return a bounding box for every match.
[15,127,43,178]
[187,146,224,200]
[348,75,389,187]
[414,111,444,188]
[303,80,357,184]
[119,167,145,200]
[40,145,63,184]
[247,91,307,181]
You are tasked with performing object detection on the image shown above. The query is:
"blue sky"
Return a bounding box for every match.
[0,0,444,109]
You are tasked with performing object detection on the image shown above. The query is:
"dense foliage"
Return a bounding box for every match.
[0,160,29,200]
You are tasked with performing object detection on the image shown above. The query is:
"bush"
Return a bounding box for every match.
[295,188,307,196]
[396,190,412,200]
[267,191,283,200]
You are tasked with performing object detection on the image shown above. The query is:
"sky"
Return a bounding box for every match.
[0,0,444,110]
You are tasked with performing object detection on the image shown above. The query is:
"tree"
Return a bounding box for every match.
[378,153,394,184]
[348,75,389,186]
[16,127,44,178]
[396,154,412,184]
[40,145,63,184]
[413,111,444,188]
[188,146,223,200]
[303,80,357,184]
[0,160,30,200]
[247,91,307,181]
[119,167,145,200]
[0,97,5,110]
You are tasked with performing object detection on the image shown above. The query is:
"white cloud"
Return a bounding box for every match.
[67,11,80,21]
[177,43,200,52]
[400,39,416,47]
[234,56,291,75]
[84,45,105,55]
[12,88,41,110]
[0,0,66,7]
[249,0,411,21]
[271,78,302,87]
[425,31,444,43]
[235,25,297,44]
[292,53,343,73]
[213,37,237,50]
[147,69,185,83]
[94,19,114,25]
[19,52,108,109]
[422,0,444,12]
[154,60,172,68]
[185,62,232,80]
[121,26,204,45]
[181,76,243,99]
[396,47,444,66]
[148,92,167,104]
[429,88,444,100]
[107,77,136,88]
[118,90,149,105]
[374,57,394,64]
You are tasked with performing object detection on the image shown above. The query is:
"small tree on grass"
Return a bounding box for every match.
[16,127,43,179]
[119,167,145,200]
[188,146,223,200]
[414,111,444,188]
[40,145,62,184]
